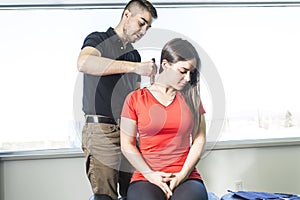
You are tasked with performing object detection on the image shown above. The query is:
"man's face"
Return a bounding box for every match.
[123,9,153,43]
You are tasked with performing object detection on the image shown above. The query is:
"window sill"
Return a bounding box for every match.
[0,148,84,161]
[207,137,300,150]
[1,137,299,161]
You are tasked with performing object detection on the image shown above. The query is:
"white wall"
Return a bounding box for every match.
[0,162,4,200]
[1,157,92,200]
[199,145,300,197]
[1,145,300,200]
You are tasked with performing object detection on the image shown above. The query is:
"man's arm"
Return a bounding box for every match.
[77,46,156,76]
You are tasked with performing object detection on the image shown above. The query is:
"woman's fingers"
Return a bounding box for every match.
[169,178,177,191]
[160,182,173,198]
[162,177,172,183]
[145,171,175,198]
[159,171,173,177]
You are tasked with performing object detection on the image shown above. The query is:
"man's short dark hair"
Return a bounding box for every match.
[123,0,158,19]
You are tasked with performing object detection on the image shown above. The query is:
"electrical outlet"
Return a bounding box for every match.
[235,181,243,191]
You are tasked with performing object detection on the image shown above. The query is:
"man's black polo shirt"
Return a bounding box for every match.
[81,27,141,120]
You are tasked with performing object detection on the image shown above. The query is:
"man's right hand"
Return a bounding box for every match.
[133,60,157,77]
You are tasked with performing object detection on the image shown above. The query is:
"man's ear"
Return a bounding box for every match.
[123,9,131,19]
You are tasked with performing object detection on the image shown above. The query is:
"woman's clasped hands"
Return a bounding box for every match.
[143,171,185,199]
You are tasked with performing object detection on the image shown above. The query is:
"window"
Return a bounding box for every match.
[1,3,300,153]
[136,6,300,143]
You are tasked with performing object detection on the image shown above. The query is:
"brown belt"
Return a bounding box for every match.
[85,116,117,125]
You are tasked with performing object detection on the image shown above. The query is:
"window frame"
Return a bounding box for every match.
[1,1,300,157]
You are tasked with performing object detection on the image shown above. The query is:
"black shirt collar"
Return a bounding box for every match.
[107,27,124,43]
[106,27,134,51]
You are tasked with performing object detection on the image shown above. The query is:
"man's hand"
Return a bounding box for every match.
[133,60,157,77]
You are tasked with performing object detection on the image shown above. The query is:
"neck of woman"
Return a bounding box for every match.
[151,75,176,98]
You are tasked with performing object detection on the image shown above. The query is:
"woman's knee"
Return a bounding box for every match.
[127,181,166,200]
[171,179,208,200]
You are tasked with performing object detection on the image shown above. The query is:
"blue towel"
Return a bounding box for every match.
[208,192,220,200]
[225,190,300,200]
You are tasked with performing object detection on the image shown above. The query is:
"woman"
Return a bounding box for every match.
[120,38,208,200]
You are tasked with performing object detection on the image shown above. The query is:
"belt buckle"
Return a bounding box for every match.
[92,116,100,123]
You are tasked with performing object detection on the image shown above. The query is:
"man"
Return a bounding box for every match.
[77,1,157,200]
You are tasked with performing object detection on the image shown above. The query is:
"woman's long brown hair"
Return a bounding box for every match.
[160,38,201,138]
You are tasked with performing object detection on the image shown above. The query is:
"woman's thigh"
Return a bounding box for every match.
[127,181,166,200]
[171,179,208,200]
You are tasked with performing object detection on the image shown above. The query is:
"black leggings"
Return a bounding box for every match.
[127,179,208,200]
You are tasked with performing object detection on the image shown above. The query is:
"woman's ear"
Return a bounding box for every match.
[159,59,168,73]
[161,59,170,70]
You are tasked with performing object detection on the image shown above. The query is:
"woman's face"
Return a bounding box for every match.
[163,59,196,90]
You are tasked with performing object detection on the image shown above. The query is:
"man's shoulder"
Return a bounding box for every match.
[82,28,114,49]
[85,29,111,41]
